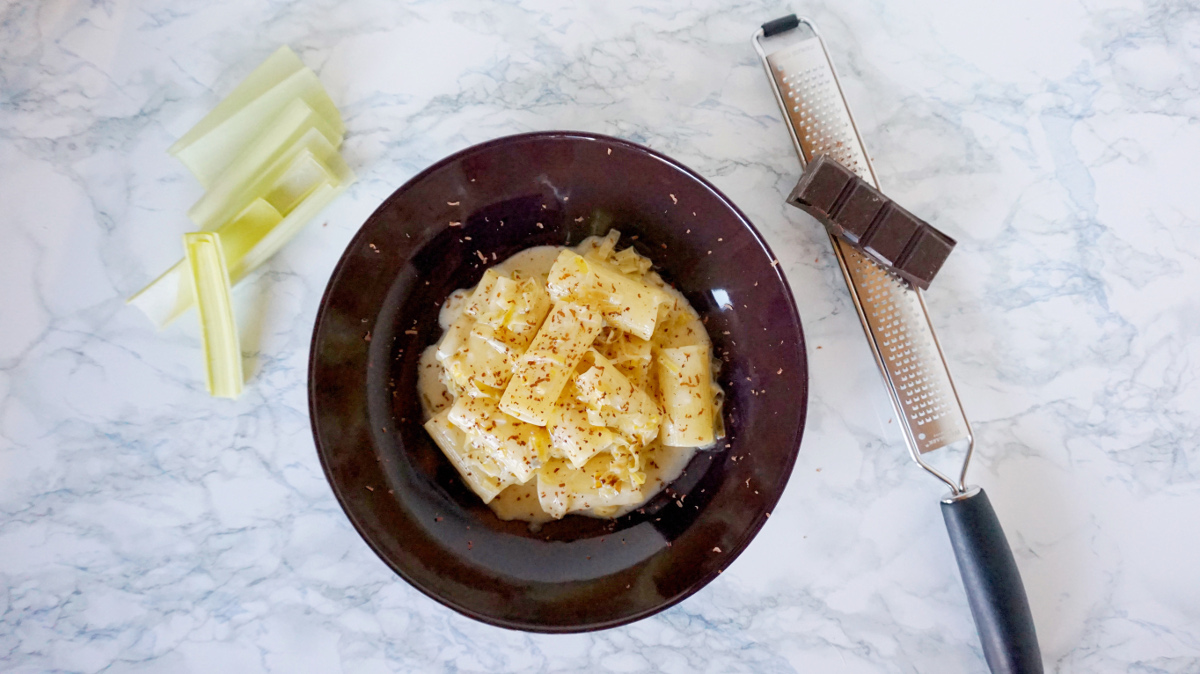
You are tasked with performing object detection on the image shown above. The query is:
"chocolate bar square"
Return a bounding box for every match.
[832,182,887,245]
[787,154,856,215]
[862,205,921,267]
[895,227,955,290]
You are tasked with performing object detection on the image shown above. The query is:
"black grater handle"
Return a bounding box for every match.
[941,488,1044,674]
[761,14,800,37]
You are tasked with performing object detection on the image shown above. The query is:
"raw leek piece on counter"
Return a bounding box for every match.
[132,44,353,397]
[188,124,346,231]
[129,141,353,327]
[232,180,343,280]
[263,147,338,215]
[129,199,283,327]
[170,46,305,160]
[187,98,341,228]
[129,169,346,329]
[184,232,243,398]
[170,46,344,187]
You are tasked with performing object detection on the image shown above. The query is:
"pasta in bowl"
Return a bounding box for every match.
[419,231,724,523]
[308,132,807,632]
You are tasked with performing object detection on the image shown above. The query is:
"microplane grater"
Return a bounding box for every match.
[754,19,974,493]
[753,20,1045,670]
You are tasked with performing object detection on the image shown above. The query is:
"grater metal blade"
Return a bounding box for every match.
[754,19,974,494]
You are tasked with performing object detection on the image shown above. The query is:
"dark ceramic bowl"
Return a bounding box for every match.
[309,131,807,631]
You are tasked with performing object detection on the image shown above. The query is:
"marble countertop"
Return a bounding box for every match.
[3,0,1198,671]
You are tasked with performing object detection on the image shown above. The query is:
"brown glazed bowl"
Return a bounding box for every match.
[308,131,807,631]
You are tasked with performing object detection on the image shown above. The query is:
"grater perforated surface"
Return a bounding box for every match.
[768,38,870,178]
[765,36,969,454]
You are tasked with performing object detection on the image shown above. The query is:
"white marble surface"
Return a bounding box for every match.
[2,0,1198,671]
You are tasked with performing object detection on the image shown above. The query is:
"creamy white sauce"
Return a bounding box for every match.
[415,238,717,524]
[416,346,451,416]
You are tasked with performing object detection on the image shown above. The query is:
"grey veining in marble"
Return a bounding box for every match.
[2,0,1198,671]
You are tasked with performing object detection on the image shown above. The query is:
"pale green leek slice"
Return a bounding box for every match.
[213,198,287,269]
[233,181,343,280]
[130,199,284,328]
[170,47,345,187]
[187,98,342,229]
[263,151,333,215]
[184,232,243,398]
[190,128,343,231]
[169,46,305,156]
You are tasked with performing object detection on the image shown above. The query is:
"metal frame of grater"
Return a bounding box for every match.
[753,17,975,496]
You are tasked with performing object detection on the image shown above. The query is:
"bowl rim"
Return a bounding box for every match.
[308,130,809,632]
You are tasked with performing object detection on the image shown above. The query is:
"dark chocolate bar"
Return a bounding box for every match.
[786,155,955,290]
